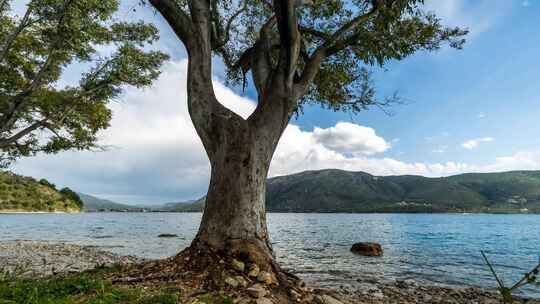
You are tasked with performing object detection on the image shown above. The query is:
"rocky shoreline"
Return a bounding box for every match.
[0,240,538,303]
[0,240,142,277]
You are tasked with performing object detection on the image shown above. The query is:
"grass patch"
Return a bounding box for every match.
[0,268,179,304]
[194,293,234,304]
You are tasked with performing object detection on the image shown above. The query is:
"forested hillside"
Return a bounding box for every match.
[0,171,82,212]
[175,170,540,213]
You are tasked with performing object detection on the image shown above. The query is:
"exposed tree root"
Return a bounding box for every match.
[108,242,340,304]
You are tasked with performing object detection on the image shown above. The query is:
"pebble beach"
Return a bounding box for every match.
[1,240,539,303]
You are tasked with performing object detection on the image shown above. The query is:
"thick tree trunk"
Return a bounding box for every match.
[186,68,295,273]
[163,0,297,274]
[192,120,279,270]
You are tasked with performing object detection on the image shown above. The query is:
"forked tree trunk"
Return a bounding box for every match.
[186,61,292,272]
[194,128,275,266]
[148,0,296,275]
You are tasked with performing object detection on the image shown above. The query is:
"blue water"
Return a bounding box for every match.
[1,213,539,296]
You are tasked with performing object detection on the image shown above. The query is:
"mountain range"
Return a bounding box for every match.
[6,168,538,213]
[165,169,540,213]
[77,193,145,212]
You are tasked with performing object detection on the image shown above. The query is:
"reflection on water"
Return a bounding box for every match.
[1,213,539,296]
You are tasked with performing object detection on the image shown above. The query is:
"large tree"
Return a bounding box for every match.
[0,0,167,167]
[148,0,466,286]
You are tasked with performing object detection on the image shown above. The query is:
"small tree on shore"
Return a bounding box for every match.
[148,0,467,289]
[0,0,168,167]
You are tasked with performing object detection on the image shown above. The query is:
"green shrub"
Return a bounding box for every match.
[39,179,56,189]
[59,188,84,209]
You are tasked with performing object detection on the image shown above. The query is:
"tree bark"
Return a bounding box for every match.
[191,94,291,270]
[186,62,295,274]
[150,0,297,274]
[194,126,274,263]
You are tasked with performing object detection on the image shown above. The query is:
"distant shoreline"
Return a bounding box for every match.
[81,208,540,214]
[0,210,80,214]
[4,210,538,215]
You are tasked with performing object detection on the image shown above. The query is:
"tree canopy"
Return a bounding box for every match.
[0,0,168,167]
[147,0,468,264]
[151,0,466,114]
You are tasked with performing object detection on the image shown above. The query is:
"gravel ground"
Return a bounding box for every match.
[332,279,540,304]
[0,240,142,277]
[1,240,539,303]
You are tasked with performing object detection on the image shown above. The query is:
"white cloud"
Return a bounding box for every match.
[462,137,494,150]
[270,125,471,178]
[13,60,254,203]
[424,0,513,38]
[311,122,390,156]
[481,151,540,172]
[477,113,486,119]
[11,60,540,204]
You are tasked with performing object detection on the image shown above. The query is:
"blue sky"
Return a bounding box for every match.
[12,0,540,204]
[295,0,540,165]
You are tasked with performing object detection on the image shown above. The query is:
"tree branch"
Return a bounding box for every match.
[294,4,381,97]
[188,0,212,48]
[149,0,193,47]
[251,16,277,97]
[0,50,56,133]
[0,120,43,148]
[325,3,380,47]
[212,0,248,50]
[0,0,77,132]
[274,0,300,85]
[298,26,330,40]
[0,2,33,62]
[0,0,9,15]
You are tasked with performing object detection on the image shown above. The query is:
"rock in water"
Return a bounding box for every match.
[157,233,178,238]
[350,242,383,257]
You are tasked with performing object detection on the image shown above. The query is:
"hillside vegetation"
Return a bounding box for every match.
[0,171,83,212]
[174,170,540,213]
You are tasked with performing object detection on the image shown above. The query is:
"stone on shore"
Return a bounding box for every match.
[224,276,239,288]
[350,242,383,257]
[246,283,268,298]
[314,295,344,304]
[255,298,273,304]
[231,258,245,272]
[247,264,260,278]
[257,271,277,285]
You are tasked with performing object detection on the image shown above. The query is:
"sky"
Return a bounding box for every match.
[10,0,540,204]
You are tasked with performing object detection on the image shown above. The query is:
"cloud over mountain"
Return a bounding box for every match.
[312,122,390,156]
[12,61,540,203]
